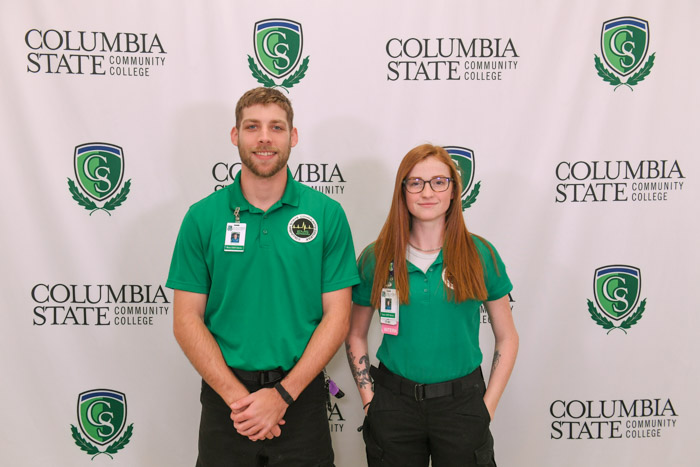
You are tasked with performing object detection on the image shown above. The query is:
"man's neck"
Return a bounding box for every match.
[239,166,288,212]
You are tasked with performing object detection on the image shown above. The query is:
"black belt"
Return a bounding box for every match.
[371,364,483,402]
[231,367,288,385]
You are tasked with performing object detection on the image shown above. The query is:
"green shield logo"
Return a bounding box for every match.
[74,143,124,201]
[444,146,475,197]
[444,145,480,210]
[77,389,127,446]
[254,19,303,78]
[601,17,649,76]
[594,265,641,321]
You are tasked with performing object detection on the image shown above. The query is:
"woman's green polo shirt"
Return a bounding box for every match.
[353,236,512,384]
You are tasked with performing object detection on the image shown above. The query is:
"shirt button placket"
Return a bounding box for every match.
[260,214,270,247]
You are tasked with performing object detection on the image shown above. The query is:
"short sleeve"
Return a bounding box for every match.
[321,203,360,293]
[474,236,513,301]
[166,208,212,294]
[352,245,376,307]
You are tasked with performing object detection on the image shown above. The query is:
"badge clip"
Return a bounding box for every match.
[224,208,246,252]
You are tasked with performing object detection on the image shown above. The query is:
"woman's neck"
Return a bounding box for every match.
[409,218,445,251]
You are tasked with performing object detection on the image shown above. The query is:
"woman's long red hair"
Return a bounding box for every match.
[367,144,490,308]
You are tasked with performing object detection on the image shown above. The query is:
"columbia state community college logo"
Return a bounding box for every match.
[248,19,310,92]
[445,146,480,210]
[385,36,519,81]
[70,389,134,460]
[587,265,647,334]
[67,143,131,215]
[594,17,655,90]
[25,29,167,77]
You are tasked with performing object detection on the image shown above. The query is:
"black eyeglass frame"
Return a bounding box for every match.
[402,176,453,194]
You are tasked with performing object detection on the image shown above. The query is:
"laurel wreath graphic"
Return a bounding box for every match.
[594,53,655,91]
[67,178,131,216]
[248,55,310,92]
[247,55,275,87]
[70,423,134,460]
[587,298,647,334]
[461,181,481,211]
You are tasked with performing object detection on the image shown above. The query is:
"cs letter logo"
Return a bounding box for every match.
[445,146,480,211]
[248,19,310,92]
[594,17,655,91]
[587,265,647,334]
[67,143,131,215]
[70,389,134,459]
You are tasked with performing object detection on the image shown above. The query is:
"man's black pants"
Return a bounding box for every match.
[196,372,333,467]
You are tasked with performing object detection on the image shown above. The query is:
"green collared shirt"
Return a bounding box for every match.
[353,236,512,384]
[167,168,359,370]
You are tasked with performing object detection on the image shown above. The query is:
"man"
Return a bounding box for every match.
[167,87,359,466]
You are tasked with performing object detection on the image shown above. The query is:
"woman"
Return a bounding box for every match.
[346,144,518,467]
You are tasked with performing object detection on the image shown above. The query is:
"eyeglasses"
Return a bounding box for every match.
[403,177,452,193]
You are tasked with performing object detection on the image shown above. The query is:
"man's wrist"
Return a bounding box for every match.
[274,382,295,406]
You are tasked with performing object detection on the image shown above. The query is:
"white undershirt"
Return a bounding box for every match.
[406,244,440,273]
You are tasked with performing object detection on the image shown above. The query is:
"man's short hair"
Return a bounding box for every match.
[235,87,294,130]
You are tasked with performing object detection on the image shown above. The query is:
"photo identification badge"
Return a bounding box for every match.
[224,223,246,252]
[380,288,399,335]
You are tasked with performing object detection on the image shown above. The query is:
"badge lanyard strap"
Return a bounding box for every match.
[387,261,395,289]
[233,207,241,223]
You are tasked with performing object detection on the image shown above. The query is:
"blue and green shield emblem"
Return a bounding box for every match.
[77,390,127,446]
[254,19,303,78]
[593,265,641,321]
[78,389,126,446]
[74,143,124,201]
[601,17,649,77]
[587,265,647,334]
[70,389,134,459]
[594,17,655,90]
[68,142,131,215]
[444,146,474,197]
[444,146,480,211]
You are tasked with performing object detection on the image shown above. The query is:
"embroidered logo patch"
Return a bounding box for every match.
[442,269,454,290]
[288,214,318,243]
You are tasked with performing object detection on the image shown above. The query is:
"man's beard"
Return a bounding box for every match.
[239,145,290,178]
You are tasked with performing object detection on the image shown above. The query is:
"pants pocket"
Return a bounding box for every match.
[362,414,385,466]
[478,394,492,424]
[474,429,497,466]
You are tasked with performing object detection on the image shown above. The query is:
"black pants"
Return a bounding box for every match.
[363,365,496,467]
[196,372,334,467]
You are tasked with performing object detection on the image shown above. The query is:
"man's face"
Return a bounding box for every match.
[231,103,298,179]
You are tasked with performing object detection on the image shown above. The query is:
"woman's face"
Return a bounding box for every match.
[404,157,454,224]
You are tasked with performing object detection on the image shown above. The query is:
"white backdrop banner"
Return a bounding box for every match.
[1,1,698,466]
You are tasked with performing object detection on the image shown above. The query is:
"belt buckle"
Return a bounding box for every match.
[259,370,276,385]
[414,383,425,401]
[260,369,283,385]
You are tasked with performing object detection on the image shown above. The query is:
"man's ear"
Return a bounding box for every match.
[230,126,239,146]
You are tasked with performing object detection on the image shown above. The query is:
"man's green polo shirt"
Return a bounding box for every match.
[167,168,359,371]
[353,236,512,384]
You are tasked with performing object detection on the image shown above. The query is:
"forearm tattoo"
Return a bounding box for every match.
[491,349,501,372]
[345,343,372,390]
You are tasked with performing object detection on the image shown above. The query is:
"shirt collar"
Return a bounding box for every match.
[228,167,300,213]
[406,249,444,273]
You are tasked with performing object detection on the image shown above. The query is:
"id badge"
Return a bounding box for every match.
[379,288,399,335]
[224,223,246,252]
